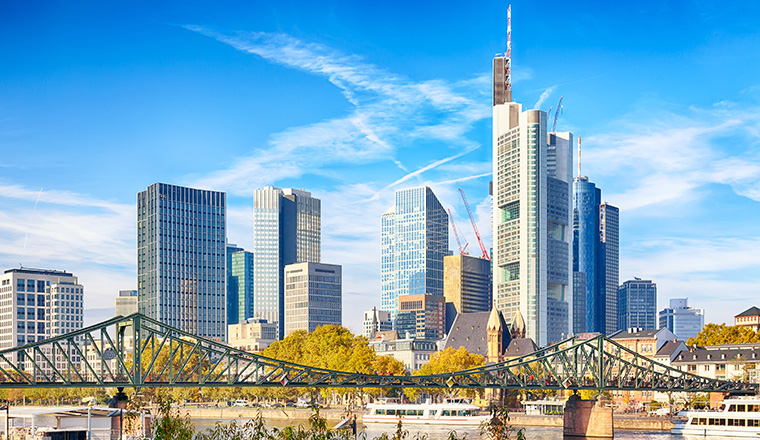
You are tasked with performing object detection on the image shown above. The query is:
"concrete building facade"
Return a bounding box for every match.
[137,183,227,341]
[491,62,574,345]
[227,318,278,352]
[283,262,341,336]
[443,255,491,315]
[362,308,393,339]
[395,293,445,340]
[115,290,138,317]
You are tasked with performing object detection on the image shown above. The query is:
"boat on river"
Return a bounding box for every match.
[364,398,489,426]
[671,397,760,437]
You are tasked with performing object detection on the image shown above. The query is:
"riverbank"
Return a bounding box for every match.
[180,407,675,431]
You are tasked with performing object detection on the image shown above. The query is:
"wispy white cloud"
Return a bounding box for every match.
[184,26,491,196]
[583,101,760,211]
[534,86,555,109]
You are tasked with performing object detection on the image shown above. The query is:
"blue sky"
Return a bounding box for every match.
[2,1,760,333]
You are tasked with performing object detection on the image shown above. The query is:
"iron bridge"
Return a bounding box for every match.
[0,313,755,394]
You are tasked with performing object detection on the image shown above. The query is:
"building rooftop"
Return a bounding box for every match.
[4,267,72,276]
[443,311,509,356]
[672,346,760,364]
[504,338,538,357]
[735,306,760,318]
[609,329,660,339]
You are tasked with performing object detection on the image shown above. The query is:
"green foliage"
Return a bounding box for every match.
[480,403,525,440]
[152,397,197,440]
[687,323,760,346]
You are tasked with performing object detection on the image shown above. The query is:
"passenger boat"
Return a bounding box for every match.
[671,397,760,437]
[364,398,489,426]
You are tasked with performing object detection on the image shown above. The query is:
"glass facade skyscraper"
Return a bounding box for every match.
[572,178,620,335]
[573,177,601,332]
[137,183,227,341]
[380,186,448,319]
[618,278,657,331]
[659,298,704,340]
[252,186,320,338]
[227,245,254,326]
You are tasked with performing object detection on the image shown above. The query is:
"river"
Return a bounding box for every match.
[193,418,682,439]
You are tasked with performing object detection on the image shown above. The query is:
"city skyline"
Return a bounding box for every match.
[2,1,760,334]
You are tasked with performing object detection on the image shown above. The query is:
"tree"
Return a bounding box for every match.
[406,347,485,400]
[687,323,760,346]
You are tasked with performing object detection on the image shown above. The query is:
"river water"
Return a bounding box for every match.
[193,418,682,439]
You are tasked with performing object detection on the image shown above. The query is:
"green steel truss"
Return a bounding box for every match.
[0,314,756,394]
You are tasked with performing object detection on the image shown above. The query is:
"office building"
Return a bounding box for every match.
[658,298,705,340]
[572,176,620,335]
[618,278,657,331]
[227,245,254,326]
[363,308,393,339]
[253,186,320,338]
[380,186,448,319]
[369,336,439,372]
[137,183,227,341]
[572,272,587,334]
[0,267,84,371]
[491,53,573,346]
[115,290,138,316]
[395,294,445,340]
[227,318,278,352]
[443,255,491,314]
[599,203,620,334]
[283,262,341,335]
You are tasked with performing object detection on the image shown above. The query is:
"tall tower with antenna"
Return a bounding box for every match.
[492,5,573,346]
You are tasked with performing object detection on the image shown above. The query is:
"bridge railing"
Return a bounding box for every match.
[0,314,756,394]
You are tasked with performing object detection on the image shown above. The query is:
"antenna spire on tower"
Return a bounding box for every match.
[505,5,512,101]
[578,135,582,178]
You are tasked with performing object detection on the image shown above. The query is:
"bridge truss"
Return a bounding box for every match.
[0,313,755,394]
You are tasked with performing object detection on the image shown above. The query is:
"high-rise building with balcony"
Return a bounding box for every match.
[380,186,448,320]
[252,186,320,338]
[137,183,227,341]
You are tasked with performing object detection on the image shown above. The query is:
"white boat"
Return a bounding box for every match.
[364,398,489,426]
[671,396,760,437]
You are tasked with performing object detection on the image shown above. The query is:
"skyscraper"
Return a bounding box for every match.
[491,57,574,345]
[600,203,620,333]
[283,262,341,335]
[573,176,601,332]
[252,186,320,338]
[443,254,491,314]
[227,245,254,326]
[618,278,657,331]
[380,186,448,319]
[659,298,704,340]
[137,183,227,341]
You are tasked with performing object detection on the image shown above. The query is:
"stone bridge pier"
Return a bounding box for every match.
[563,394,613,438]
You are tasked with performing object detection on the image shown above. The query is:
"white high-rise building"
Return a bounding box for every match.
[0,267,84,371]
[283,262,341,336]
[362,308,393,339]
[491,43,573,345]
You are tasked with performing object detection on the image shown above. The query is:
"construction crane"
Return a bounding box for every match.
[448,209,469,256]
[551,96,563,132]
[458,188,490,261]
